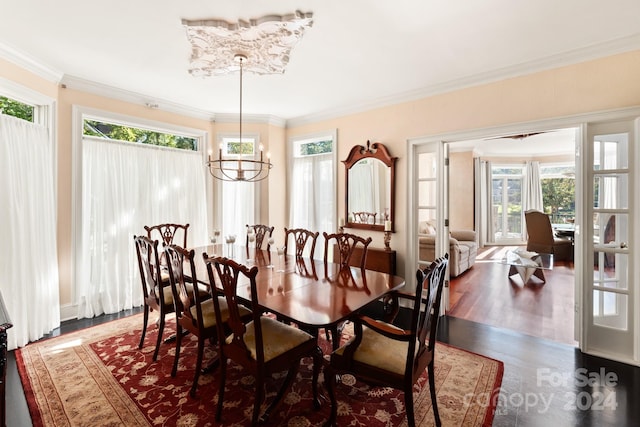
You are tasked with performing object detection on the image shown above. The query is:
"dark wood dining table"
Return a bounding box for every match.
[188,244,406,333]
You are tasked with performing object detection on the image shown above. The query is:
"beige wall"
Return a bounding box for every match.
[287,49,640,277]
[448,151,475,230]
[3,49,640,314]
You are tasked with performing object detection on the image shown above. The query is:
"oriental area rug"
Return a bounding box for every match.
[16,314,503,426]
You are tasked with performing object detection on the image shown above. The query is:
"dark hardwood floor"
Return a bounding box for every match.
[7,306,640,426]
[448,245,577,346]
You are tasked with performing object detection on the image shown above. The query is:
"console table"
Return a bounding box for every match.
[0,292,12,427]
[335,245,396,275]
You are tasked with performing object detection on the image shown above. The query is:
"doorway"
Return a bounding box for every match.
[413,127,579,346]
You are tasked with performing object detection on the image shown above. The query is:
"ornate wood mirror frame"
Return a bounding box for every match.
[343,140,396,232]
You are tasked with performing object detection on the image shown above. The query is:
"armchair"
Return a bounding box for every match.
[418,220,477,277]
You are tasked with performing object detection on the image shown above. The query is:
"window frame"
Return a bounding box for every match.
[287,129,338,239]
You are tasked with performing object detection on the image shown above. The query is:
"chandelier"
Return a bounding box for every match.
[206,54,272,182]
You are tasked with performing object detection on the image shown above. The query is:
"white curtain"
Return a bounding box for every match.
[289,152,335,257]
[477,159,495,245]
[77,137,208,319]
[0,114,60,349]
[222,180,254,240]
[522,161,543,212]
[348,159,383,219]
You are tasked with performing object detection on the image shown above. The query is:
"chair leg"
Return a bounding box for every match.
[139,305,149,349]
[325,363,337,426]
[171,324,183,377]
[311,346,322,410]
[190,336,205,397]
[252,376,265,425]
[428,361,441,427]
[262,363,300,422]
[153,314,165,361]
[404,389,416,427]
[330,325,340,351]
[215,356,227,422]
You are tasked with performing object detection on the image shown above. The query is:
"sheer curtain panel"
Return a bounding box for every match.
[289,152,335,257]
[523,161,543,212]
[77,138,208,318]
[0,115,60,350]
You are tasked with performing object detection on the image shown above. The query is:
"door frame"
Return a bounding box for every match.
[406,106,640,363]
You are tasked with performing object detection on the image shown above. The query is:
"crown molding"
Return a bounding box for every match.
[214,112,285,127]
[60,75,219,122]
[286,33,640,128]
[0,41,63,83]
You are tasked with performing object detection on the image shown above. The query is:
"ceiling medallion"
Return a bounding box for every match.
[182,10,313,76]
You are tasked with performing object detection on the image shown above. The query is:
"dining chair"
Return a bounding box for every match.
[325,254,449,427]
[352,211,377,224]
[145,223,190,267]
[322,232,373,347]
[164,244,251,397]
[524,210,573,261]
[203,254,323,425]
[245,224,274,251]
[134,235,175,361]
[323,231,372,271]
[145,223,190,247]
[284,227,319,259]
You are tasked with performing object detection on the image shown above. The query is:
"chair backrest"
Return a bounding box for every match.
[203,254,262,363]
[524,210,554,250]
[353,211,377,224]
[412,254,448,376]
[134,235,164,305]
[284,227,319,259]
[246,224,275,250]
[145,223,190,265]
[145,223,190,247]
[323,231,372,270]
[165,244,207,326]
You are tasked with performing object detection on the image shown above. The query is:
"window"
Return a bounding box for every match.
[218,134,260,239]
[540,163,575,223]
[491,165,524,241]
[73,107,209,319]
[83,118,197,150]
[288,131,337,257]
[0,95,34,122]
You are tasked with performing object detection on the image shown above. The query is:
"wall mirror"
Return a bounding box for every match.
[343,140,396,232]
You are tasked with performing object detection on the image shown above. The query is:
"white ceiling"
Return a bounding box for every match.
[1,1,640,125]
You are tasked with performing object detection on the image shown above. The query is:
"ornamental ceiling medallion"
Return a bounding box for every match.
[182,10,313,76]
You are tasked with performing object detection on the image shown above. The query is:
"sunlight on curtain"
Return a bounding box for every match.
[522,161,543,212]
[0,115,60,349]
[77,138,208,319]
[222,180,254,240]
[478,159,495,245]
[289,152,335,257]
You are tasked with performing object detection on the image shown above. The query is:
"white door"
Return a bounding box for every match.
[582,120,636,363]
[414,141,449,305]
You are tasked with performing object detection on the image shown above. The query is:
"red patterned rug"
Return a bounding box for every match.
[16,314,503,426]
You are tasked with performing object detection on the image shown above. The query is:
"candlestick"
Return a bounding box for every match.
[384,220,392,232]
[384,230,392,251]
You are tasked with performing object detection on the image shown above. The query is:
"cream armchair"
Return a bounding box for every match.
[419,220,477,277]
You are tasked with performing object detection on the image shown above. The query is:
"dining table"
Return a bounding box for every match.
[188,244,406,337]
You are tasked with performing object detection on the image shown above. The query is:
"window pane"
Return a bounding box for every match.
[593,290,628,330]
[593,251,628,290]
[418,152,436,179]
[418,181,436,207]
[593,174,628,209]
[84,119,197,150]
[0,96,34,122]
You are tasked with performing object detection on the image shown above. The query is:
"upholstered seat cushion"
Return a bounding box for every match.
[154,285,174,305]
[230,316,314,362]
[335,323,414,376]
[192,297,251,329]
